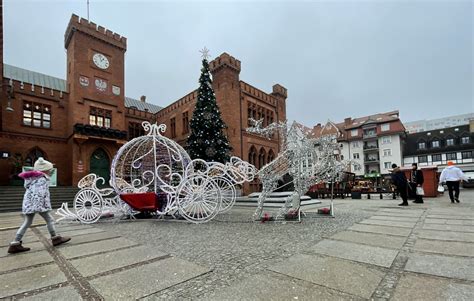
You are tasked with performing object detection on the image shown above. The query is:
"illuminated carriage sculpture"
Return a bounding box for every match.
[57,122,257,224]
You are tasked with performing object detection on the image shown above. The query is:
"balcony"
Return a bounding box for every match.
[73,123,127,140]
[365,156,380,163]
[363,144,379,151]
[363,132,377,139]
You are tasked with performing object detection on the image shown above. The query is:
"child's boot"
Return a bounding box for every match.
[51,235,71,246]
[7,241,31,254]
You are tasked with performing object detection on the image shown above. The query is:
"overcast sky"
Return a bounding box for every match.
[4,0,473,127]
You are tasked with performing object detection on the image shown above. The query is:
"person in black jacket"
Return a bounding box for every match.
[409,163,424,203]
[390,164,408,206]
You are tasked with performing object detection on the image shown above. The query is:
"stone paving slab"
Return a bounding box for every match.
[414,239,474,257]
[378,209,423,217]
[369,215,419,222]
[393,273,474,301]
[307,239,398,268]
[330,230,407,249]
[38,224,94,234]
[427,214,474,220]
[51,227,105,237]
[348,223,412,237]
[424,218,474,225]
[22,286,82,301]
[0,250,53,273]
[418,229,474,242]
[0,229,38,241]
[59,237,137,259]
[206,270,359,301]
[54,231,120,247]
[269,253,385,299]
[90,257,210,300]
[0,264,66,299]
[71,245,168,277]
[0,235,39,248]
[359,219,416,228]
[423,223,474,233]
[405,252,474,281]
[0,241,45,258]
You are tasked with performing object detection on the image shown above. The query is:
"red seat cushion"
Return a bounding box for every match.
[120,193,158,211]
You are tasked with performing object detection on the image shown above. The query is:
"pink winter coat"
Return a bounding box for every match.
[18,170,52,214]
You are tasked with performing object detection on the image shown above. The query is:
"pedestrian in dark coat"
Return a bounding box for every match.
[390,164,408,206]
[409,163,424,203]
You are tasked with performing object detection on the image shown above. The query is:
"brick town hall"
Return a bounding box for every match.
[0,10,287,193]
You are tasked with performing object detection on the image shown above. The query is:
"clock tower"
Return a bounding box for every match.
[64,14,127,133]
[64,14,128,184]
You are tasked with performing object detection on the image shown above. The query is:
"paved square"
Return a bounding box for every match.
[0,264,66,299]
[422,223,474,233]
[369,215,419,222]
[22,286,82,301]
[71,245,168,277]
[405,252,474,281]
[0,250,54,273]
[90,257,210,299]
[418,229,474,243]
[359,219,417,228]
[393,273,474,301]
[330,230,407,249]
[348,223,412,236]
[269,253,385,299]
[58,237,137,259]
[414,239,474,257]
[307,239,399,267]
[0,190,473,300]
[206,271,357,301]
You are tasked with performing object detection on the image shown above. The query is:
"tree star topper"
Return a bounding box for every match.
[199,47,211,60]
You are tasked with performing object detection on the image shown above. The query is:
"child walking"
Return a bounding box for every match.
[8,157,71,254]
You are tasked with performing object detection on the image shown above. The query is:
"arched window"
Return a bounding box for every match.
[25,147,46,166]
[267,149,275,163]
[258,147,266,169]
[248,146,257,166]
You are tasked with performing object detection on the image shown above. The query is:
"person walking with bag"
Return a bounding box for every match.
[390,164,409,206]
[439,161,468,204]
[7,158,71,254]
[410,163,424,204]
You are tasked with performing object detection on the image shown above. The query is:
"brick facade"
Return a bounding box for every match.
[0,9,287,195]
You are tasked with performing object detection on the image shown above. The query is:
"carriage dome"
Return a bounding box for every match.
[110,122,192,194]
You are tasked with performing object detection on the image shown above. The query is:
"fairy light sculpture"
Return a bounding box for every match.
[247,118,354,220]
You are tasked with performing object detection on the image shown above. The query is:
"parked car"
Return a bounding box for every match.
[463,171,474,188]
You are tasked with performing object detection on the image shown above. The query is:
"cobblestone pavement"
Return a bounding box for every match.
[1,190,473,300]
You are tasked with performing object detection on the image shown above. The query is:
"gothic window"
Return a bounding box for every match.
[89,107,112,128]
[23,101,51,129]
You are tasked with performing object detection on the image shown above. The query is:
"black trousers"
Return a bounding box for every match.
[446,181,460,202]
[398,186,408,204]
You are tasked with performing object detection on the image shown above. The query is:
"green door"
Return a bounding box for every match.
[90,148,110,187]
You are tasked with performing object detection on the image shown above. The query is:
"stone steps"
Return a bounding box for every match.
[0,186,79,212]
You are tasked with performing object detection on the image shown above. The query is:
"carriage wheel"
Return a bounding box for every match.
[215,177,237,213]
[74,188,103,224]
[177,175,221,223]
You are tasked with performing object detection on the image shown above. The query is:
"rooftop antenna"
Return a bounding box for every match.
[87,0,90,21]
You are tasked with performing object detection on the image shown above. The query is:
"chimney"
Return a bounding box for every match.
[140,95,146,103]
[344,117,352,126]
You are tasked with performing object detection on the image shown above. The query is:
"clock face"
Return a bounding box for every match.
[92,53,110,70]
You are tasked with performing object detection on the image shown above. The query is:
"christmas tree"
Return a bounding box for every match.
[186,49,232,163]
